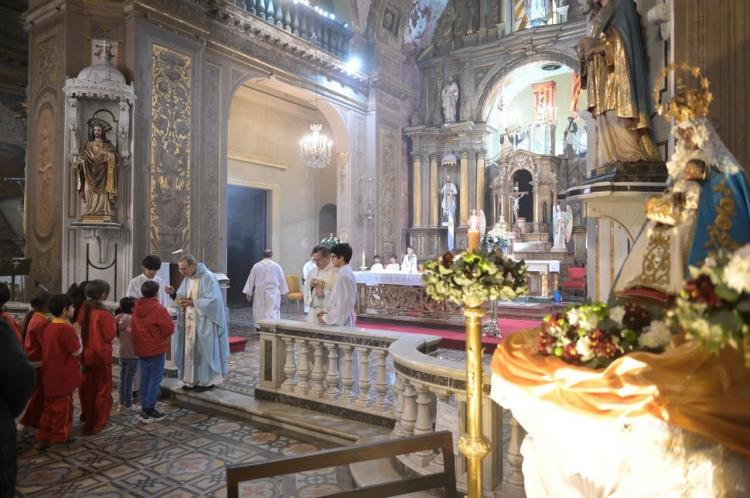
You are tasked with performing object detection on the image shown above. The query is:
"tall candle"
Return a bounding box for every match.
[467,210,480,251]
[362,249,366,269]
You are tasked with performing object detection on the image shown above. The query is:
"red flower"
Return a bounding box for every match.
[622,302,651,330]
[684,274,723,309]
[562,343,581,363]
[441,252,455,268]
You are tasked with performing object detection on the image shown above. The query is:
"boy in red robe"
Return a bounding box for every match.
[77,280,116,435]
[0,282,22,344]
[36,294,81,449]
[19,293,51,430]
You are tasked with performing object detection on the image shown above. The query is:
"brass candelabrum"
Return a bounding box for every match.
[457,298,492,498]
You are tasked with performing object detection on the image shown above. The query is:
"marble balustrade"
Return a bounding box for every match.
[255,319,525,497]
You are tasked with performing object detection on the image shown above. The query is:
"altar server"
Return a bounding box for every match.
[304,245,338,324]
[126,254,174,307]
[385,254,400,272]
[243,250,289,325]
[401,246,418,273]
[370,255,384,272]
[19,293,51,430]
[318,243,357,328]
[36,294,81,449]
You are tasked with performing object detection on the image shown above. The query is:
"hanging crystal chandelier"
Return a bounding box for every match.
[300,122,333,169]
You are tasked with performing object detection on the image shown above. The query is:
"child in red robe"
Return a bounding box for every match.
[36,294,81,449]
[19,293,51,430]
[0,282,22,344]
[77,280,116,435]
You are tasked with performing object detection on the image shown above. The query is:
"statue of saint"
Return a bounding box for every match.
[577,0,659,167]
[440,176,458,223]
[75,117,117,221]
[526,0,551,27]
[441,79,459,124]
[552,204,568,249]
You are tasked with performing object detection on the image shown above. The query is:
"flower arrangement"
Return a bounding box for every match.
[319,234,339,249]
[668,244,750,366]
[536,302,672,368]
[422,249,527,307]
[481,234,510,251]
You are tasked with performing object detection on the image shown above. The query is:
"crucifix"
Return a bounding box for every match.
[94,39,115,64]
[509,184,528,226]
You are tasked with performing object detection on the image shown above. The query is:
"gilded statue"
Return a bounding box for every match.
[577,0,659,167]
[75,117,118,221]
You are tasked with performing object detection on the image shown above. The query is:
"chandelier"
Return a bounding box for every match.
[300,122,332,169]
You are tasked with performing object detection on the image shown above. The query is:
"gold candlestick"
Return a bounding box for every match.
[458,301,491,498]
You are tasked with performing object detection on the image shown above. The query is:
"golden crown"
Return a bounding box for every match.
[653,63,713,123]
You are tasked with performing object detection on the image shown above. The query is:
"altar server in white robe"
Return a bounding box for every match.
[370,255,384,272]
[318,243,357,327]
[401,246,418,273]
[304,245,338,324]
[126,254,174,307]
[302,256,317,313]
[243,250,288,325]
[385,254,401,272]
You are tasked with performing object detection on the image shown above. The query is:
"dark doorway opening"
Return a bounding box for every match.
[318,203,337,240]
[227,185,268,308]
[512,169,534,222]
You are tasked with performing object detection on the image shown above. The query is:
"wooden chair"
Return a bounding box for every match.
[227,431,457,498]
[561,266,586,299]
[285,274,304,317]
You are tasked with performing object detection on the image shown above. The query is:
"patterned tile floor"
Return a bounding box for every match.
[16,396,352,497]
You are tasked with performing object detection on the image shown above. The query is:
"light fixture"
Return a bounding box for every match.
[300,69,333,169]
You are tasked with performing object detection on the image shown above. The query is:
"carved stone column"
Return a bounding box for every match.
[460,150,470,224]
[412,152,422,226]
[430,154,440,225]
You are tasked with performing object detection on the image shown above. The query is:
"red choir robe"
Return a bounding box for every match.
[20,312,50,429]
[37,318,82,444]
[0,311,22,345]
[77,304,116,434]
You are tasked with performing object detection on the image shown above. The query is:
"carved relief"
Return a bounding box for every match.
[203,62,221,270]
[150,45,192,257]
[378,125,398,257]
[32,105,57,280]
[36,37,58,91]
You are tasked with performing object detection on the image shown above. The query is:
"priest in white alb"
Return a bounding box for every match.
[243,250,288,326]
[304,245,338,324]
[401,246,418,273]
[318,243,357,327]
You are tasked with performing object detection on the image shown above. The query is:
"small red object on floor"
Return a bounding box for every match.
[228,336,248,353]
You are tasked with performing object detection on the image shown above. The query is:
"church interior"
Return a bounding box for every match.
[1,0,750,496]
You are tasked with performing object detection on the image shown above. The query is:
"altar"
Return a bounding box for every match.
[522,260,560,297]
[354,271,464,326]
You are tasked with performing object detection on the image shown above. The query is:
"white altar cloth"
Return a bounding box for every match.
[490,373,750,497]
[353,271,424,287]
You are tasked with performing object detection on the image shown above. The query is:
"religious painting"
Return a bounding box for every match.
[532,81,556,122]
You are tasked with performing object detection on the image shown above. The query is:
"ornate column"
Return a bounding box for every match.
[460,150,470,224]
[430,154,440,225]
[412,152,422,226]
[532,180,540,232]
[476,151,486,214]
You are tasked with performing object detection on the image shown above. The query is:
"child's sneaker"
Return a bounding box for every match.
[138,411,155,424]
[126,404,141,413]
[147,409,166,421]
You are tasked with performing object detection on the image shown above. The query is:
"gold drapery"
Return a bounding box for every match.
[491,328,750,459]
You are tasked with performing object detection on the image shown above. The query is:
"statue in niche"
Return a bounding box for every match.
[526,0,552,27]
[552,204,570,249]
[75,117,118,221]
[441,176,458,223]
[441,78,459,124]
[577,0,660,167]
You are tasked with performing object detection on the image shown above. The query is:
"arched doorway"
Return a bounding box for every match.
[512,169,534,222]
[318,203,337,239]
[226,76,349,301]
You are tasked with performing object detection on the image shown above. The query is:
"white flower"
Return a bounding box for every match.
[576,337,594,362]
[567,307,580,326]
[724,245,750,294]
[638,321,673,349]
[580,314,599,332]
[609,306,625,325]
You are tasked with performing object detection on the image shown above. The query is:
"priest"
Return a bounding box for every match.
[242,250,289,327]
[401,246,418,273]
[318,243,357,327]
[173,254,230,392]
[304,245,338,324]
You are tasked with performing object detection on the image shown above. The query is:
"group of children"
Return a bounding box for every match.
[6,277,174,449]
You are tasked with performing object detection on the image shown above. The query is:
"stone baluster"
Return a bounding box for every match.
[411,383,436,466]
[255,0,265,18]
[246,0,257,15]
[400,380,418,436]
[274,2,283,28]
[340,345,355,399]
[299,13,308,40]
[310,16,320,45]
[324,342,340,400]
[309,340,325,397]
[372,350,389,412]
[501,416,526,497]
[432,389,451,468]
[290,6,299,35]
[391,374,405,436]
[283,4,292,31]
[322,25,330,52]
[354,347,371,408]
[281,337,296,391]
[264,0,274,22]
[295,339,310,394]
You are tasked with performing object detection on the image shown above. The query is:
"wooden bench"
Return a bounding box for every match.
[226,431,457,498]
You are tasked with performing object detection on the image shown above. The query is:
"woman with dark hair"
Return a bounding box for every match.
[67,281,89,323]
[76,280,116,434]
[19,293,51,431]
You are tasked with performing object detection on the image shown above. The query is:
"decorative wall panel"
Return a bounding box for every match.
[201,62,221,271]
[378,125,398,258]
[149,44,192,257]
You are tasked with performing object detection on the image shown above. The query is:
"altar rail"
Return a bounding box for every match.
[255,319,525,497]
[237,0,353,58]
[356,283,465,326]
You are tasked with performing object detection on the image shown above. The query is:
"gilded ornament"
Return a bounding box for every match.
[633,226,672,289]
[705,180,739,252]
[653,63,713,123]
